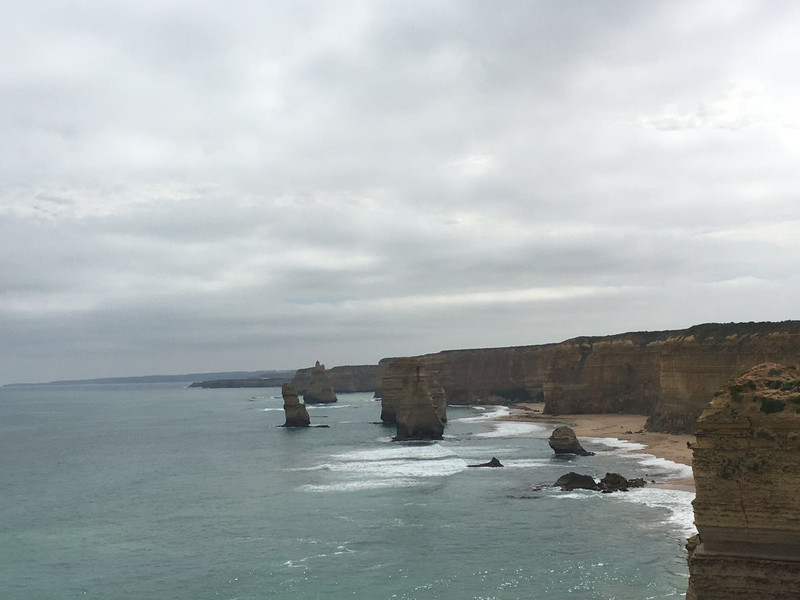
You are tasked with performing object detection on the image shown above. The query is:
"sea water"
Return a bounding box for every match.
[0,384,694,599]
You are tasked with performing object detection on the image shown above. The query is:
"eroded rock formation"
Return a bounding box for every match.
[302,361,338,404]
[388,321,800,432]
[686,363,800,599]
[553,472,645,493]
[548,426,594,456]
[468,457,504,468]
[281,384,310,427]
[292,364,379,394]
[384,358,446,440]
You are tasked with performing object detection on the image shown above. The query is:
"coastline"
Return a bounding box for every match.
[500,403,696,492]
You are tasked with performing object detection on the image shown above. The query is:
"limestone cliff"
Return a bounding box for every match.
[292,364,379,394]
[383,358,445,440]
[302,361,338,404]
[686,363,800,599]
[281,384,310,427]
[391,321,800,433]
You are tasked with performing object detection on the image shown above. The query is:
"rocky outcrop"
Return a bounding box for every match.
[384,358,446,440]
[686,363,800,599]
[302,362,338,404]
[387,321,800,433]
[468,457,504,468]
[553,472,645,493]
[548,426,594,456]
[281,384,310,427]
[292,364,379,394]
[554,472,598,491]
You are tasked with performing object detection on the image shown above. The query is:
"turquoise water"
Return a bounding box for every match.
[0,384,693,599]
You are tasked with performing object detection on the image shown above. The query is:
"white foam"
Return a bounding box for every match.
[501,459,551,468]
[326,457,468,478]
[454,406,512,422]
[555,490,596,500]
[475,421,545,438]
[634,455,694,479]
[583,437,647,452]
[299,479,419,492]
[619,487,697,535]
[306,403,352,410]
[260,407,284,412]
[332,443,456,462]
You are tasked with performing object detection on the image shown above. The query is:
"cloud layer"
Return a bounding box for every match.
[2,1,799,382]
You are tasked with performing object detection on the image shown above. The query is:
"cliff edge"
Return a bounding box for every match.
[686,363,800,599]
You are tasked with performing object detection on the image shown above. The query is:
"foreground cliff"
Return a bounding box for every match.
[686,363,800,599]
[393,321,800,432]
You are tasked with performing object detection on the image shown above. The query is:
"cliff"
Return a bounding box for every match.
[383,358,445,440]
[291,364,379,394]
[686,363,800,599]
[302,361,338,404]
[391,321,800,433]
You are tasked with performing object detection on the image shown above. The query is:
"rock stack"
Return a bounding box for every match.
[281,384,310,427]
[383,357,446,440]
[686,363,800,599]
[548,425,594,456]
[302,361,338,404]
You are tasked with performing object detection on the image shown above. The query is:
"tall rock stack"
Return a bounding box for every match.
[383,357,446,440]
[281,384,310,427]
[302,361,338,404]
[686,363,800,599]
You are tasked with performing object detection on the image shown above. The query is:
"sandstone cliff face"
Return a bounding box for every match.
[281,384,310,427]
[302,361,338,404]
[686,363,800,599]
[391,321,800,433]
[292,364,379,394]
[383,358,445,440]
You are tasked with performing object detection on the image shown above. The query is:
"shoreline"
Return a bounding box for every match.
[499,403,696,492]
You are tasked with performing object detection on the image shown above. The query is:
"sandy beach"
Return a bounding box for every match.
[501,403,696,491]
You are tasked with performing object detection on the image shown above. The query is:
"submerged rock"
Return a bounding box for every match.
[468,457,504,468]
[548,426,594,456]
[303,361,338,404]
[686,363,800,599]
[281,384,310,427]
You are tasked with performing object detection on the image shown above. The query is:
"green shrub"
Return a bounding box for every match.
[760,397,786,414]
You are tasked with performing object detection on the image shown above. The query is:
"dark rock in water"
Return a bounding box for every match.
[597,472,646,493]
[303,361,338,404]
[281,384,310,427]
[554,472,598,491]
[548,426,594,456]
[554,471,645,492]
[468,457,504,468]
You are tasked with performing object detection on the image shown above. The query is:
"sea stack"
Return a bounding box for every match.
[281,384,310,427]
[386,357,446,440]
[303,361,338,404]
[548,425,594,456]
[686,363,800,599]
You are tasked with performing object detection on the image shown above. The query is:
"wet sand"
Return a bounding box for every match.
[500,403,696,491]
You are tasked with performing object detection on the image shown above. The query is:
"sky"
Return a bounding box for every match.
[2,0,800,384]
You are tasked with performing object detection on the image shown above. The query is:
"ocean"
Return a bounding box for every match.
[0,384,694,599]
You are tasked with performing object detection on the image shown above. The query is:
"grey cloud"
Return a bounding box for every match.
[2,0,800,383]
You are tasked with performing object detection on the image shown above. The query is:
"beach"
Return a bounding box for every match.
[502,403,696,491]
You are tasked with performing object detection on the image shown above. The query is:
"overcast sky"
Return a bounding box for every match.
[2,0,799,383]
